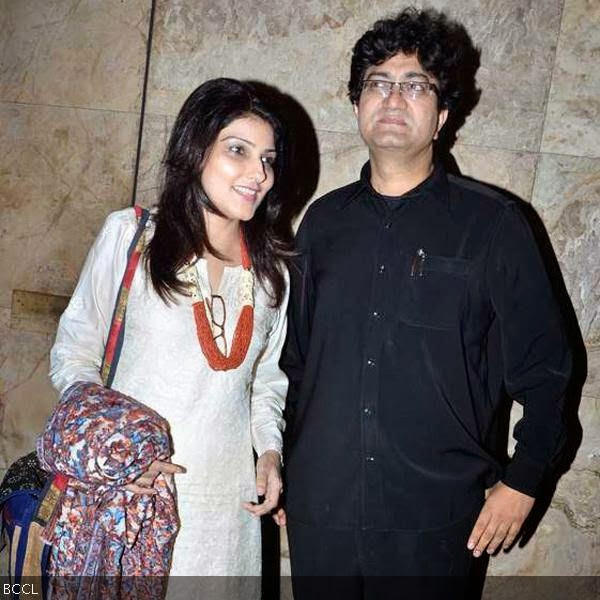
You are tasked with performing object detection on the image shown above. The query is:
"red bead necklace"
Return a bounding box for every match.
[187,235,254,371]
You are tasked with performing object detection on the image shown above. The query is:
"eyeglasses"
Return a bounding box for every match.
[207,294,227,355]
[361,79,439,100]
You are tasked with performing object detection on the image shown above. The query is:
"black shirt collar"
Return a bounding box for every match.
[341,160,450,209]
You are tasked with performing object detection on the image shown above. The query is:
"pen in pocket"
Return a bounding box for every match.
[410,248,427,278]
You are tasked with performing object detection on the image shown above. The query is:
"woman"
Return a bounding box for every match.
[49,78,291,578]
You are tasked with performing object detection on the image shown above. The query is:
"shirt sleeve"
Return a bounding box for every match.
[486,203,572,497]
[250,268,290,457]
[280,212,315,440]
[49,209,138,395]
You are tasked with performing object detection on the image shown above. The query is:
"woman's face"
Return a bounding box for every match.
[200,114,277,223]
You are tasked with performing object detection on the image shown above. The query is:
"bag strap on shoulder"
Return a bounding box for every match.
[101,205,150,388]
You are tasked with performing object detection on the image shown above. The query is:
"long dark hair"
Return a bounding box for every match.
[146,78,292,307]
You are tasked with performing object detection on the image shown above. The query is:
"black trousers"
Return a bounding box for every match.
[287,509,482,600]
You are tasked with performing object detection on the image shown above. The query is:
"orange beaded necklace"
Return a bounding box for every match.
[183,235,254,371]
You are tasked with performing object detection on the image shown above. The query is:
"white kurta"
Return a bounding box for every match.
[49,208,288,576]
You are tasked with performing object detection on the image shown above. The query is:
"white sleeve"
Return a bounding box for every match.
[250,269,290,458]
[49,209,138,395]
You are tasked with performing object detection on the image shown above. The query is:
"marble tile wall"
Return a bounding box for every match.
[0,0,151,463]
[1,0,597,584]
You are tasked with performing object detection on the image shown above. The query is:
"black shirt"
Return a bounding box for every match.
[282,162,571,531]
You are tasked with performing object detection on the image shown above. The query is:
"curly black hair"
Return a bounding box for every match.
[349,7,478,112]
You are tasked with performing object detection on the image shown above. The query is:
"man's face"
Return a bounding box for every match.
[354,52,448,157]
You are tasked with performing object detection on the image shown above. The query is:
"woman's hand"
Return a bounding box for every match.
[124,459,186,495]
[242,450,282,517]
[272,507,287,526]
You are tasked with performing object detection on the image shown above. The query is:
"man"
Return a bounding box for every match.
[279,7,571,600]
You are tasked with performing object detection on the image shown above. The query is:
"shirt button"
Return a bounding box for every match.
[372,311,380,318]
[366,358,376,367]
[384,221,392,229]
[378,264,385,274]
[363,407,372,416]
[366,456,375,462]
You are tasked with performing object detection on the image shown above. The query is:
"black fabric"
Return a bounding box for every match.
[0,451,49,503]
[288,510,478,599]
[282,162,571,531]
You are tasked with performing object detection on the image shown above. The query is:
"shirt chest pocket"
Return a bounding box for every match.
[393,252,472,331]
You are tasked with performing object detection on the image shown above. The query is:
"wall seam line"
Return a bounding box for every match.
[532,0,567,202]
[0,100,136,115]
[131,0,157,206]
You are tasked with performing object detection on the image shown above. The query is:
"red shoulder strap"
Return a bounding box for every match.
[100,206,150,387]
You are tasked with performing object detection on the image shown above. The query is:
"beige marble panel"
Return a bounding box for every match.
[287,129,366,229]
[280,527,291,574]
[135,112,175,208]
[541,0,600,157]
[552,467,600,532]
[146,0,356,120]
[0,0,150,112]
[452,144,538,200]
[312,130,367,201]
[446,0,563,152]
[585,346,600,399]
[0,102,139,308]
[573,394,600,472]
[0,308,10,428]
[0,325,55,468]
[531,154,600,345]
[146,0,561,153]
[486,506,598,575]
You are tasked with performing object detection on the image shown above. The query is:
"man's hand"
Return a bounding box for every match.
[467,481,535,557]
[124,459,186,495]
[242,450,282,517]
